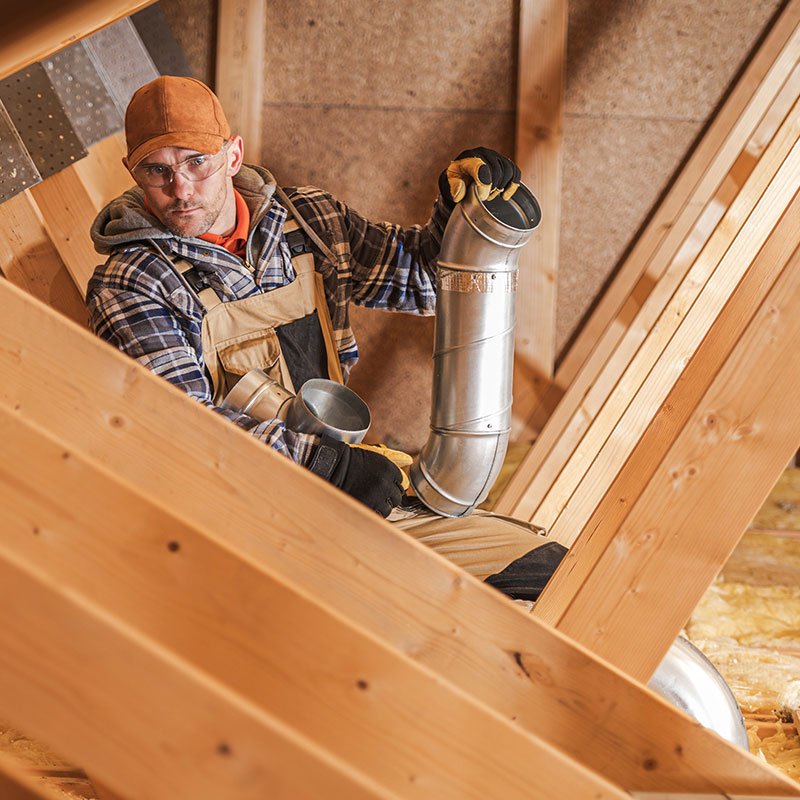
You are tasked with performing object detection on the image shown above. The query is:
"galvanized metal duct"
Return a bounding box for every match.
[410,182,541,517]
[649,636,749,750]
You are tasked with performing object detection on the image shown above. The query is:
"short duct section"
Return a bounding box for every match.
[410,182,542,517]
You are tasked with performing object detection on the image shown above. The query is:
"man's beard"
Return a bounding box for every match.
[163,203,217,238]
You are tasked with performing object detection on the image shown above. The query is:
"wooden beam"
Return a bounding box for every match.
[535,185,800,628]
[0,283,794,796]
[511,0,566,438]
[215,0,266,161]
[0,405,624,800]
[0,192,87,326]
[28,167,104,296]
[0,752,68,800]
[0,0,154,81]
[538,198,800,681]
[73,133,133,211]
[518,0,800,436]
[498,93,800,525]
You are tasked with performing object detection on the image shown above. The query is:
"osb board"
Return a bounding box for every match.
[686,468,800,784]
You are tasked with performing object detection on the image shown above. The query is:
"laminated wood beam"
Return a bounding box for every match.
[0,192,87,326]
[73,133,133,211]
[0,507,387,800]
[0,0,154,81]
[498,94,800,526]
[215,0,265,161]
[540,104,800,540]
[0,753,67,800]
[518,0,800,436]
[0,406,623,800]
[536,199,800,681]
[0,283,795,796]
[28,167,104,296]
[501,55,800,518]
[511,0,566,438]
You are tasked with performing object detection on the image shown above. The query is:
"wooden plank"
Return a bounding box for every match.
[0,406,624,800]
[502,57,800,519]
[499,96,800,527]
[0,192,87,326]
[542,216,800,681]
[0,520,388,800]
[215,0,265,161]
[0,0,154,81]
[498,37,800,517]
[73,133,133,211]
[519,1,800,435]
[28,166,104,296]
[0,285,794,796]
[550,0,800,390]
[0,752,69,800]
[541,107,800,542]
[535,177,800,629]
[511,0,566,438]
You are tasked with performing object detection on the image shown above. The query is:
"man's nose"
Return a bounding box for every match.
[168,169,194,199]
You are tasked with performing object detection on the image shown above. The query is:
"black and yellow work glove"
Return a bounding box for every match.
[308,435,406,517]
[439,147,521,210]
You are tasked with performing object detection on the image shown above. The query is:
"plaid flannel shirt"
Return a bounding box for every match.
[87,164,449,466]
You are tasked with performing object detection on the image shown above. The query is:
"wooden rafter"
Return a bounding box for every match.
[512,0,566,438]
[518,0,800,436]
[215,0,266,161]
[0,278,794,796]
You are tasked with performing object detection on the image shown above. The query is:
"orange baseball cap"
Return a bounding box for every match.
[125,76,231,167]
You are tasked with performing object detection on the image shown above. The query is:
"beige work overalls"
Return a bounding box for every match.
[175,190,558,597]
[176,196,343,404]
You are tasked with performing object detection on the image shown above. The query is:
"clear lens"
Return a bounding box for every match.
[132,141,231,188]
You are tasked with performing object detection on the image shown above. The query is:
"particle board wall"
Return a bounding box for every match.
[156,0,787,452]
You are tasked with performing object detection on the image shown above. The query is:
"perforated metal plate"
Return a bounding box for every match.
[0,99,41,204]
[84,17,159,115]
[132,3,194,78]
[42,41,123,148]
[0,64,87,180]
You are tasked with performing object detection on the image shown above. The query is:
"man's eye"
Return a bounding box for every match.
[190,156,208,167]
[145,165,169,176]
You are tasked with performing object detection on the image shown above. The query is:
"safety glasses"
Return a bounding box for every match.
[131,140,231,188]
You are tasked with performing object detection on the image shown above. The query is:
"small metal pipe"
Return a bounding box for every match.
[410,182,541,517]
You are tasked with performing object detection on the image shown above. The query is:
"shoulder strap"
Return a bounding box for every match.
[173,259,222,311]
[274,185,338,263]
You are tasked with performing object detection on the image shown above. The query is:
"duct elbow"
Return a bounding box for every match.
[410,182,541,517]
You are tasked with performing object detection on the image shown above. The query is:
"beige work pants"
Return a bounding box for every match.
[389,504,549,581]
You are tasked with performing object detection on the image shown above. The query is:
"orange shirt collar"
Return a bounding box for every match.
[198,190,250,256]
[143,190,251,257]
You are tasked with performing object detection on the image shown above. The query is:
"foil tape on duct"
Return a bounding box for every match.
[0,63,87,180]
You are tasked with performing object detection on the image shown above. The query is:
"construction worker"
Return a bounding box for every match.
[87,75,565,601]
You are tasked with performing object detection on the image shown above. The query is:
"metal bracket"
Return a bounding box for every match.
[0,63,87,180]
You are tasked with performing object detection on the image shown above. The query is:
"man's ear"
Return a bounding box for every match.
[227,136,245,176]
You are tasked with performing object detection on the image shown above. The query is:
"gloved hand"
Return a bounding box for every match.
[308,435,405,517]
[352,443,412,490]
[439,147,521,209]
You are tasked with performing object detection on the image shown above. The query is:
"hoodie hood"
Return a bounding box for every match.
[90,164,279,256]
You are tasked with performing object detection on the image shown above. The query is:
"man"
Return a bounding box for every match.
[88,75,564,600]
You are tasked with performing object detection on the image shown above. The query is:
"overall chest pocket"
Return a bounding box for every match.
[217,327,283,379]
